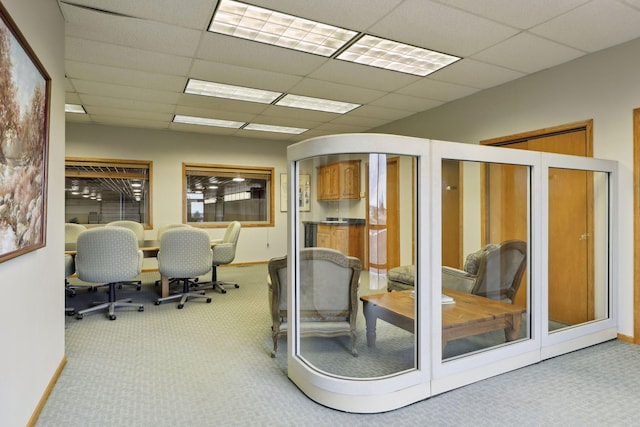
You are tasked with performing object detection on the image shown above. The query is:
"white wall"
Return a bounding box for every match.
[375,37,640,337]
[0,1,65,426]
[65,123,290,263]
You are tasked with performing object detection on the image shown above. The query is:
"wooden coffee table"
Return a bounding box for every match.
[360,289,525,350]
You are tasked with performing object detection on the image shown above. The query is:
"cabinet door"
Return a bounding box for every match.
[332,226,349,255]
[317,164,340,200]
[317,225,332,248]
[340,162,360,199]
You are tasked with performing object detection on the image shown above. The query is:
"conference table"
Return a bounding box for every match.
[65,240,215,298]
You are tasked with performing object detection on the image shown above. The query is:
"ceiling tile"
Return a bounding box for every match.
[367,0,519,57]
[472,33,586,73]
[66,61,187,92]
[61,2,202,57]
[65,37,193,76]
[430,59,525,89]
[287,78,386,104]
[196,33,330,76]
[396,78,479,102]
[435,0,590,29]
[530,0,640,52]
[59,0,216,29]
[309,60,421,92]
[79,94,176,114]
[85,106,173,122]
[189,60,303,93]
[369,93,443,112]
[72,80,180,104]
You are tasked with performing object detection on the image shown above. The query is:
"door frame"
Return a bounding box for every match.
[633,108,640,344]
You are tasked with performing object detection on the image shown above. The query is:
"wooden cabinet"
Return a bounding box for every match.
[317,223,364,262]
[317,160,361,201]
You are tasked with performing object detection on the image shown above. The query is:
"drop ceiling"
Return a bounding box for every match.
[60,0,640,142]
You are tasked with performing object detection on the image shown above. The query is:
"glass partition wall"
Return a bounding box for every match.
[286,134,617,413]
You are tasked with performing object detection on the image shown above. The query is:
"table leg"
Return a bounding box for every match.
[362,302,378,347]
[505,313,522,341]
[161,275,169,298]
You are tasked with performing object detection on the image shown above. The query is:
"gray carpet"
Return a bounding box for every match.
[38,264,640,426]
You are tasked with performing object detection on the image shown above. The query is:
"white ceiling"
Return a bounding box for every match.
[60,0,640,142]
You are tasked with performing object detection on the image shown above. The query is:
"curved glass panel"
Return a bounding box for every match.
[295,153,417,378]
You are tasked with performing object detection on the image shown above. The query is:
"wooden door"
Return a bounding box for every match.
[483,124,593,324]
[442,160,462,268]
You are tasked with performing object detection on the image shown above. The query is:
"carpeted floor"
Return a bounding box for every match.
[37,264,640,426]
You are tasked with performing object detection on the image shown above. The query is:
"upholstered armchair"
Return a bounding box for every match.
[267,247,361,358]
[106,220,145,291]
[387,240,527,304]
[443,240,527,303]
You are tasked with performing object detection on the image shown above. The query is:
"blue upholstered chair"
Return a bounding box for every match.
[154,227,213,309]
[74,227,144,320]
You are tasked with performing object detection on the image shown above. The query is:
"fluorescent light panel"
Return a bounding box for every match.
[210,0,357,57]
[244,123,307,134]
[65,103,86,113]
[209,1,460,77]
[173,115,308,135]
[173,115,244,128]
[276,94,360,114]
[337,35,460,76]
[185,79,281,104]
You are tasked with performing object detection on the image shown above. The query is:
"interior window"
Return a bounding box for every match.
[65,158,152,226]
[183,163,274,227]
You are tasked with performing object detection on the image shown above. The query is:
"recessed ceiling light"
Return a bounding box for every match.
[185,79,282,104]
[65,103,86,114]
[243,123,308,134]
[209,0,357,57]
[232,177,245,182]
[337,35,460,77]
[173,115,245,128]
[275,94,360,114]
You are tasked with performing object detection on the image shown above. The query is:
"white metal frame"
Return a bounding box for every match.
[285,133,618,413]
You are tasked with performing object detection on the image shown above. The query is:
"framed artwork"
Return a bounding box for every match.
[0,4,51,263]
[280,173,311,212]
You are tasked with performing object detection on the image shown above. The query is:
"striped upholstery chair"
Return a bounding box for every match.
[154,227,213,309]
[74,227,144,320]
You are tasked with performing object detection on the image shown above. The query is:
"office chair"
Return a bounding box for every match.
[198,221,241,294]
[64,223,92,296]
[106,220,145,291]
[154,223,191,288]
[74,227,145,320]
[154,227,213,309]
[64,254,76,316]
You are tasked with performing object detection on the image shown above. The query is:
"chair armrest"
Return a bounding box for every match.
[442,266,476,293]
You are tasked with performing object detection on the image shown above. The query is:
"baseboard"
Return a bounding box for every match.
[617,333,635,344]
[27,355,67,427]
[141,260,267,273]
